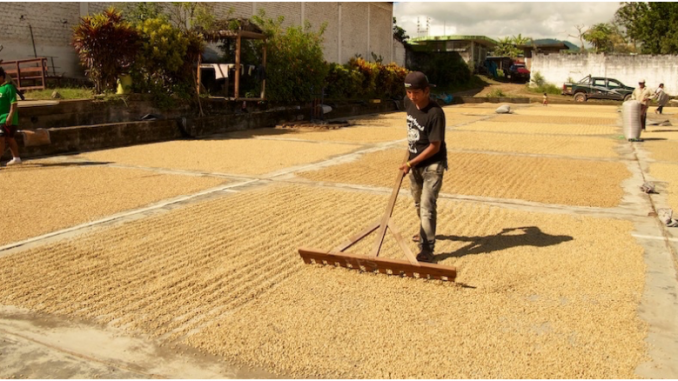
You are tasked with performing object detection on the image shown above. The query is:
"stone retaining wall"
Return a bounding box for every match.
[10,100,399,160]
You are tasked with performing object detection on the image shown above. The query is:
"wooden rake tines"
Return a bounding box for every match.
[298,153,457,282]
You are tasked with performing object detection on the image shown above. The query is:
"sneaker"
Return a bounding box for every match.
[416,250,435,263]
[6,158,22,166]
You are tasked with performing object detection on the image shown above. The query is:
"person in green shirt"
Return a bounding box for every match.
[0,67,22,165]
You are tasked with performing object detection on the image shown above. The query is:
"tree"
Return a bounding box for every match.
[393,17,409,43]
[568,25,588,52]
[512,33,531,46]
[608,22,637,53]
[251,10,329,102]
[493,37,522,58]
[583,23,613,53]
[121,2,163,24]
[615,2,678,54]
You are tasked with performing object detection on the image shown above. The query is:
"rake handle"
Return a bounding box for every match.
[369,151,410,257]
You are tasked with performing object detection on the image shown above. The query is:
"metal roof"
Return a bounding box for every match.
[409,35,498,47]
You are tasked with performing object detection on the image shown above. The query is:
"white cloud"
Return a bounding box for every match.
[393,2,621,43]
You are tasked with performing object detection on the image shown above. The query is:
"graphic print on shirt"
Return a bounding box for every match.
[407,114,424,154]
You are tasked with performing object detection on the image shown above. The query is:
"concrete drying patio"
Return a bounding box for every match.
[1,103,677,378]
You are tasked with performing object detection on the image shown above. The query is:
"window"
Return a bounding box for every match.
[608,80,622,89]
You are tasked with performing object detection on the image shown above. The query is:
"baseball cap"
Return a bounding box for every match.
[404,71,435,90]
[639,79,645,84]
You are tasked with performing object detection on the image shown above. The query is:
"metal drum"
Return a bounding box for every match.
[622,100,642,140]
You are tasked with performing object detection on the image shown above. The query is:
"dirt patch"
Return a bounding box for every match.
[76,139,362,175]
[0,165,226,246]
[456,120,618,136]
[448,130,619,158]
[513,106,619,118]
[490,114,619,126]
[641,139,678,162]
[0,183,647,378]
[648,162,678,211]
[298,148,629,207]
[232,125,406,144]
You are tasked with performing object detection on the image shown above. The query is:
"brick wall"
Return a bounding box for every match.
[305,2,339,63]
[255,2,301,29]
[531,53,678,95]
[339,2,368,63]
[2,2,396,78]
[2,3,83,77]
[213,2,253,19]
[369,3,392,63]
[393,40,406,67]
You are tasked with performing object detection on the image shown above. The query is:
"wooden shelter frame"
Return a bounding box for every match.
[197,29,267,101]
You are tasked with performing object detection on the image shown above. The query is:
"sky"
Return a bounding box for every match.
[393,2,621,45]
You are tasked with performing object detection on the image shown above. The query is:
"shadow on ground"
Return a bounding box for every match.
[433,226,574,262]
[0,161,112,172]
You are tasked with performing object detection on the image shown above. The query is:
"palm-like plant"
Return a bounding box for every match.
[72,7,141,94]
[494,37,522,58]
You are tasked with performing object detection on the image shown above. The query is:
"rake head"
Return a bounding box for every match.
[299,248,457,282]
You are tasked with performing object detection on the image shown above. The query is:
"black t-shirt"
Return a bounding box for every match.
[404,97,447,167]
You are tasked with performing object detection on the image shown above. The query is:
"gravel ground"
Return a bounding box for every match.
[0,165,226,246]
[456,120,619,135]
[491,114,619,126]
[648,162,678,211]
[0,183,647,378]
[0,103,655,378]
[447,130,619,158]
[227,125,407,144]
[76,139,362,175]
[641,138,678,162]
[513,107,619,119]
[298,148,628,207]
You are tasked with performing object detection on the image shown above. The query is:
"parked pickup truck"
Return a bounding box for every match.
[507,63,530,83]
[562,75,635,102]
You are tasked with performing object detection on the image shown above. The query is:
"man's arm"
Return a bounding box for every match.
[399,141,441,174]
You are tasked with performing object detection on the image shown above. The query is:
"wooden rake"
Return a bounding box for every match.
[298,152,457,282]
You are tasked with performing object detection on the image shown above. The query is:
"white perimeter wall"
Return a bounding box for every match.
[531,53,678,95]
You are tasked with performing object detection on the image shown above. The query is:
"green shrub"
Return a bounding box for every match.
[376,62,408,99]
[252,11,329,102]
[325,60,408,100]
[530,71,546,87]
[407,50,471,89]
[486,89,506,98]
[527,71,562,95]
[347,57,379,98]
[72,7,141,94]
[527,83,561,95]
[325,63,364,99]
[133,18,190,91]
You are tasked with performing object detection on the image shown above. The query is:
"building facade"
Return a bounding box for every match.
[408,35,497,72]
[2,2,397,78]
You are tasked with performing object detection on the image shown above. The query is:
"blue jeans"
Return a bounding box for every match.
[408,161,445,253]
